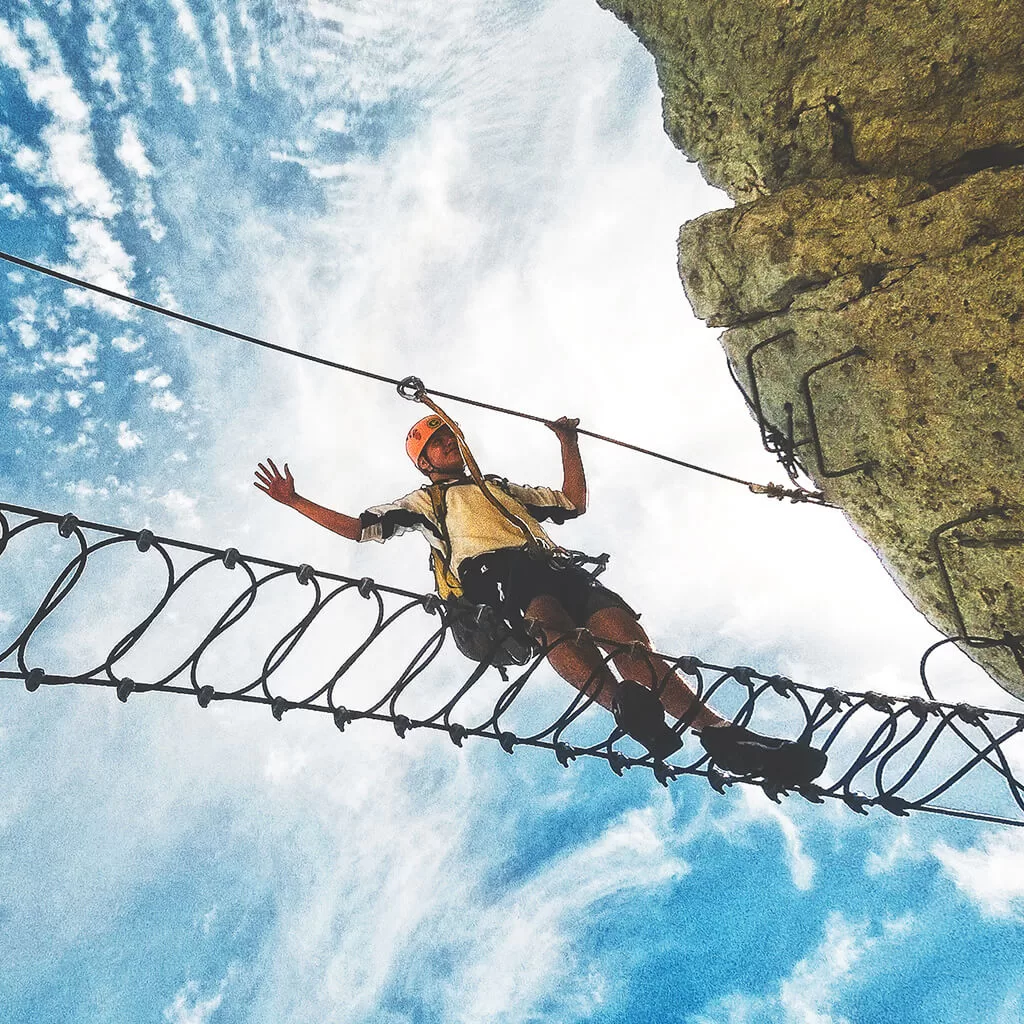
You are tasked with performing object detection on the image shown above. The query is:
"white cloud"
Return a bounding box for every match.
[8,293,40,348]
[695,913,916,1024]
[65,478,108,498]
[0,182,28,217]
[117,421,143,450]
[155,488,200,527]
[150,373,173,389]
[163,980,223,1024]
[314,109,349,133]
[170,66,197,105]
[112,332,146,353]
[113,116,167,239]
[213,11,237,87]
[169,0,205,50]
[43,332,99,381]
[86,5,124,101]
[712,788,816,892]
[0,18,88,122]
[151,390,184,413]
[235,0,261,77]
[65,390,85,408]
[116,118,155,178]
[9,393,33,413]
[451,804,688,1023]
[864,828,922,877]
[0,17,126,237]
[61,218,135,316]
[933,830,1024,919]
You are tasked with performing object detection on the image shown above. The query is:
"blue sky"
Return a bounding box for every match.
[2,2,1024,1022]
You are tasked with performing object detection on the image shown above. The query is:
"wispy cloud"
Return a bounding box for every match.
[169,66,197,105]
[933,830,1024,919]
[694,912,916,1024]
[450,804,688,1023]
[163,980,224,1024]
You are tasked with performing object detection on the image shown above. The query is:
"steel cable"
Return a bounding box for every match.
[0,249,831,505]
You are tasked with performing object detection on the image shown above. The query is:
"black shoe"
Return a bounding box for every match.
[699,724,827,787]
[612,680,683,760]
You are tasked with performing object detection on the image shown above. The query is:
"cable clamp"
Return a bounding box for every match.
[732,666,755,687]
[197,685,215,708]
[136,529,154,553]
[954,702,987,727]
[222,547,239,569]
[749,482,828,504]
[906,696,940,719]
[397,376,427,402]
[296,564,314,585]
[271,696,290,720]
[357,577,375,599]
[58,513,80,538]
[864,691,894,714]
[706,767,730,794]
[877,794,912,817]
[822,687,851,710]
[842,792,870,815]
[25,668,46,692]
[116,677,135,703]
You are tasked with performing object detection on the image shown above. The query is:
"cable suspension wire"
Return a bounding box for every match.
[0,248,831,506]
[3,501,1024,828]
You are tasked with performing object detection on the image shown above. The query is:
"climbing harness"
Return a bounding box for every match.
[402,378,609,674]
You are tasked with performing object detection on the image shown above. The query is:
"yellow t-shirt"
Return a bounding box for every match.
[359,476,579,576]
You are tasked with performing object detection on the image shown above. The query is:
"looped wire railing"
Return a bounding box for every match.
[3,501,1024,828]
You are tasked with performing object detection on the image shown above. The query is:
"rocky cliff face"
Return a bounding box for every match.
[598,0,1024,697]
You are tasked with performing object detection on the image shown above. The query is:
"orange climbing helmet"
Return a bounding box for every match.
[406,414,448,466]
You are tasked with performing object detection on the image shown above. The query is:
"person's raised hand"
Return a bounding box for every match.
[254,458,297,505]
[545,416,580,444]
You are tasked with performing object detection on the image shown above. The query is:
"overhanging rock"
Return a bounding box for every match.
[597,0,1024,697]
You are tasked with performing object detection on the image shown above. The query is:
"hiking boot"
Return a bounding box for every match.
[699,724,827,787]
[612,680,683,760]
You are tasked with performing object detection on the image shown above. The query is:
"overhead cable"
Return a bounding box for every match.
[0,248,832,506]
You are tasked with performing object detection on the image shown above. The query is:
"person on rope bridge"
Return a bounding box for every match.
[254,415,826,786]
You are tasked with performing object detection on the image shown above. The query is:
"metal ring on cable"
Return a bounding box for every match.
[397,376,426,402]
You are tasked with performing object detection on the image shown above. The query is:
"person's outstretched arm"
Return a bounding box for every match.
[546,416,586,514]
[254,458,362,540]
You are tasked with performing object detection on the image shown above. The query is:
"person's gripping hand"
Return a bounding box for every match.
[545,416,580,443]
[254,458,297,505]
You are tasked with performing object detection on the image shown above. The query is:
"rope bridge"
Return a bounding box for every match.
[3,501,1024,828]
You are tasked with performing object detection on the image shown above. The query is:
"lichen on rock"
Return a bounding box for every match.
[598,0,1024,697]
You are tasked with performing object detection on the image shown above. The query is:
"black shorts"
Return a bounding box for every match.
[458,548,637,628]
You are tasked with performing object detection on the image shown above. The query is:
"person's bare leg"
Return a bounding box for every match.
[524,595,619,712]
[586,606,728,731]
